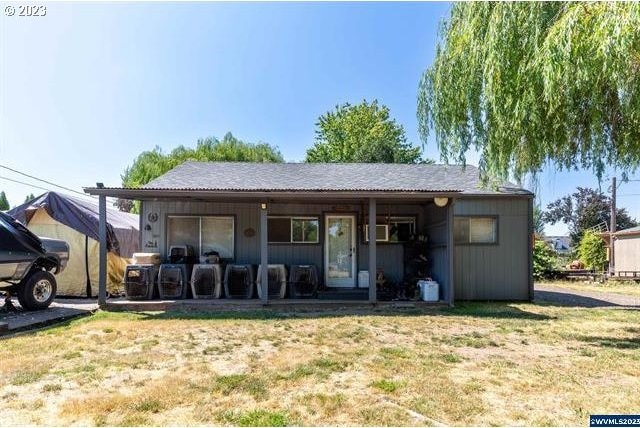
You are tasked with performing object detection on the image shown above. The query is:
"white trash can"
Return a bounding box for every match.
[418,280,439,302]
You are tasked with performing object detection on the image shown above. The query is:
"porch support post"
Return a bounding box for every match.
[368,198,377,303]
[260,202,268,305]
[98,194,107,308]
[446,198,455,307]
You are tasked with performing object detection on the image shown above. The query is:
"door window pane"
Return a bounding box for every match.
[327,217,353,279]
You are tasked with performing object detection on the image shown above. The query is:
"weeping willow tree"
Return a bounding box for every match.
[117,133,283,212]
[418,2,640,182]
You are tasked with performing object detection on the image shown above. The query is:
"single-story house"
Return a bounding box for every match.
[8,191,140,296]
[84,162,534,305]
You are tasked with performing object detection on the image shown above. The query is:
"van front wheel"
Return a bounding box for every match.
[17,271,57,310]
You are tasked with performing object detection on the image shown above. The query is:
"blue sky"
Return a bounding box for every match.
[1,2,638,235]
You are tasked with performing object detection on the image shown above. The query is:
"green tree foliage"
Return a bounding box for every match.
[418,3,640,181]
[119,133,283,212]
[122,132,284,189]
[533,240,557,280]
[306,100,426,164]
[543,187,637,244]
[533,204,545,237]
[24,193,35,203]
[578,231,607,271]
[0,191,9,211]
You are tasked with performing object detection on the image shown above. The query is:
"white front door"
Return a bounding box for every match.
[325,215,357,287]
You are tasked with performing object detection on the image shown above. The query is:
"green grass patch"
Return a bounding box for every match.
[441,352,463,363]
[213,374,267,399]
[370,379,402,393]
[42,383,62,392]
[221,409,290,427]
[11,370,46,385]
[379,346,411,359]
[133,398,163,413]
[437,332,499,348]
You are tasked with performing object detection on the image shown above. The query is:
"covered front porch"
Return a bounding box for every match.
[91,189,458,308]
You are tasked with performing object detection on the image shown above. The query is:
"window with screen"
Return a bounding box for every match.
[454,216,498,244]
[364,217,416,243]
[167,216,234,258]
[268,217,319,243]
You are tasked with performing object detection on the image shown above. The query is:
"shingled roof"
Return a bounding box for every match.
[139,161,528,195]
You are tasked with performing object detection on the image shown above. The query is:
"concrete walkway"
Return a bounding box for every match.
[0,298,98,334]
[535,284,640,309]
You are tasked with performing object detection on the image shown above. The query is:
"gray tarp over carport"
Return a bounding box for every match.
[8,192,139,296]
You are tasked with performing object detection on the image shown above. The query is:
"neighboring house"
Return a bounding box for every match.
[544,235,572,255]
[611,226,640,277]
[84,162,534,304]
[7,192,140,296]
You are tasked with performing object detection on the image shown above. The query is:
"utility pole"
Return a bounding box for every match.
[609,176,616,277]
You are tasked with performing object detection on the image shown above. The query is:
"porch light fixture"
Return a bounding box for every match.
[261,203,267,210]
[434,197,449,207]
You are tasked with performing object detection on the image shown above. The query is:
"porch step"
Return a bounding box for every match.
[317,288,369,301]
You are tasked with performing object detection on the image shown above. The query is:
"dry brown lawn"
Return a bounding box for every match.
[1,302,639,426]
[540,280,640,297]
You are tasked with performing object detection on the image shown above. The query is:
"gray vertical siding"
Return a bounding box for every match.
[453,197,532,300]
[141,200,425,286]
[140,196,532,300]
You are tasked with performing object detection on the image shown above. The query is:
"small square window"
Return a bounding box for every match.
[454,216,497,244]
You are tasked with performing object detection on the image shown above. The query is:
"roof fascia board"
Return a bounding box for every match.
[83,188,462,200]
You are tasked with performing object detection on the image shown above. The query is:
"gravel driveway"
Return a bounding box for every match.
[535,284,640,309]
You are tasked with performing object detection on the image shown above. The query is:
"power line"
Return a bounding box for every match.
[0,175,52,193]
[0,174,119,204]
[0,163,95,199]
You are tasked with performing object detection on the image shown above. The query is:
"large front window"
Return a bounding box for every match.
[167,216,234,258]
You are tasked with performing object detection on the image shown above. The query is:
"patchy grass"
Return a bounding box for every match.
[370,379,402,393]
[1,303,640,426]
[539,280,640,297]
